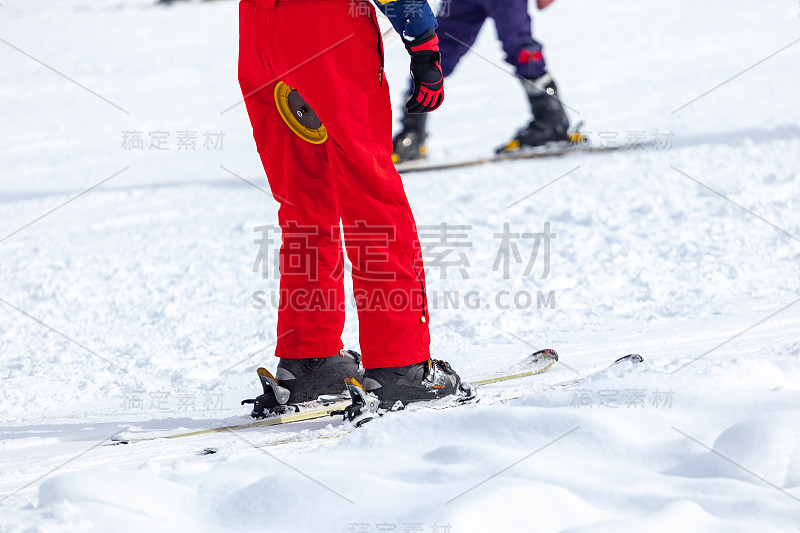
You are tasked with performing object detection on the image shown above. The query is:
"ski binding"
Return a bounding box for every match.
[335,377,381,427]
[241,367,293,418]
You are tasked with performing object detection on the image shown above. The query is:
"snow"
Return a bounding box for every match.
[1,0,799,531]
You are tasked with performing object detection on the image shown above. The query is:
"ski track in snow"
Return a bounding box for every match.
[1,0,799,531]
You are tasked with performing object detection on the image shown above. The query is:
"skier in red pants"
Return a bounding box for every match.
[238,0,466,415]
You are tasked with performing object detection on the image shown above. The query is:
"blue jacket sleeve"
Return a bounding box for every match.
[372,0,438,41]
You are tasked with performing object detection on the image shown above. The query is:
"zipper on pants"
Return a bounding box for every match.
[413,254,427,323]
[368,8,385,85]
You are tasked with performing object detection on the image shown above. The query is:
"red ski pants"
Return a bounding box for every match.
[238,0,430,369]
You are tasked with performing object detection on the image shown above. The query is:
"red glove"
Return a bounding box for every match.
[405,30,444,113]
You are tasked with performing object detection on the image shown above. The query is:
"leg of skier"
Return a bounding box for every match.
[490,0,570,153]
[391,0,487,163]
[239,0,463,412]
[238,0,361,412]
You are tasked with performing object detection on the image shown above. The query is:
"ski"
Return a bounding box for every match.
[251,352,643,448]
[395,143,622,174]
[472,348,563,386]
[110,402,351,445]
[340,352,642,425]
[392,122,642,173]
[110,351,641,445]
[110,349,559,445]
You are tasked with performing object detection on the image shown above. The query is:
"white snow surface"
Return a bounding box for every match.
[1,0,799,531]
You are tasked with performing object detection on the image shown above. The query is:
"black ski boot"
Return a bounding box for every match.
[360,359,471,410]
[242,349,362,418]
[497,74,570,154]
[391,111,428,163]
[337,359,476,425]
[331,359,478,427]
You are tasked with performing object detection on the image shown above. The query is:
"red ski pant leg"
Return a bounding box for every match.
[238,0,430,369]
[238,0,345,359]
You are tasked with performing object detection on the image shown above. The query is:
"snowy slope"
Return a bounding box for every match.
[1,0,799,531]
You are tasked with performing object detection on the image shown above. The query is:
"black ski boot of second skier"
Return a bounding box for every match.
[338,359,476,425]
[497,73,570,154]
[243,349,363,418]
[391,111,428,163]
